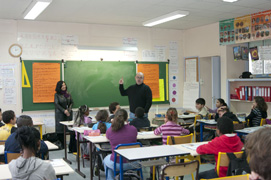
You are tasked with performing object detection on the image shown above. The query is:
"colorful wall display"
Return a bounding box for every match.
[219,19,235,45]
[219,9,271,46]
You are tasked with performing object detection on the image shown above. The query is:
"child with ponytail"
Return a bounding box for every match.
[154,107,190,144]
[92,110,111,133]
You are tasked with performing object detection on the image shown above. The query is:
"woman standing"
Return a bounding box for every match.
[54,81,73,147]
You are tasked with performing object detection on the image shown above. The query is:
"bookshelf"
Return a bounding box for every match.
[227,78,271,114]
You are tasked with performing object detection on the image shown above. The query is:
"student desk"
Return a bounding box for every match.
[0,159,74,180]
[171,142,209,156]
[235,126,264,136]
[114,145,189,180]
[0,145,3,155]
[197,119,217,142]
[83,131,162,180]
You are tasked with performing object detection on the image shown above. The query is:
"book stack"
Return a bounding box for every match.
[234,86,271,102]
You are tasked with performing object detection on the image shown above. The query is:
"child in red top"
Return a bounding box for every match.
[196,116,243,179]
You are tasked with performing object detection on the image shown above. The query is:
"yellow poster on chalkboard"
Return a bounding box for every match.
[33,63,60,103]
[153,79,165,102]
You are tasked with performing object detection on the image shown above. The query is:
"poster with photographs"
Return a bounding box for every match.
[234,15,251,43]
[251,10,271,40]
[219,18,235,45]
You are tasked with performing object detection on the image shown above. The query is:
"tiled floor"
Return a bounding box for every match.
[50,148,215,180]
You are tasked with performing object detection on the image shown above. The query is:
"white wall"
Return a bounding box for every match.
[0,19,185,130]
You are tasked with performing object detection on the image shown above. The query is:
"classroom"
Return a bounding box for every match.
[0,0,271,180]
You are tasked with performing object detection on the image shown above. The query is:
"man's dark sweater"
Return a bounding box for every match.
[130,117,150,131]
[119,83,152,113]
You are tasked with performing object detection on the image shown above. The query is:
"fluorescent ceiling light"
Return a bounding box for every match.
[142,10,189,27]
[223,0,238,2]
[24,0,52,20]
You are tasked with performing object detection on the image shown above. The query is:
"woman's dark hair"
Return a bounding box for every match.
[109,102,119,114]
[2,110,15,124]
[16,126,40,154]
[74,105,89,126]
[96,110,109,134]
[166,108,178,122]
[111,109,127,132]
[216,116,233,134]
[245,128,271,180]
[217,98,227,106]
[254,96,268,112]
[55,81,67,94]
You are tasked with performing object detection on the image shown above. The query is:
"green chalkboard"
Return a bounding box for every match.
[22,60,62,111]
[64,61,136,108]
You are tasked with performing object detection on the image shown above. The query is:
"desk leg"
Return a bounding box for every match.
[75,131,86,178]
[89,141,93,180]
[63,125,71,164]
[38,125,43,140]
[120,155,123,180]
[200,123,203,142]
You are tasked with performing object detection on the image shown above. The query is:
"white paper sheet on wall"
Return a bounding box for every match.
[142,50,156,61]
[259,46,271,60]
[123,51,138,60]
[155,46,166,61]
[185,59,197,82]
[183,82,199,112]
[4,87,16,105]
[123,37,137,47]
[61,35,79,45]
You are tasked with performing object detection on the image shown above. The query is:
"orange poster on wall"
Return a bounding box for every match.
[234,15,251,43]
[33,63,61,103]
[251,10,271,40]
[137,64,160,98]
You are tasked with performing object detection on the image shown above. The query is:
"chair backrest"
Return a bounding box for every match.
[4,151,21,164]
[139,127,149,132]
[166,134,193,145]
[0,141,5,145]
[208,114,213,120]
[193,115,202,142]
[202,174,249,180]
[216,152,244,176]
[161,160,199,179]
[260,118,266,126]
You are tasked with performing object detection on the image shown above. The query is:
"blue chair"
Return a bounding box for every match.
[105,142,143,179]
[4,151,21,164]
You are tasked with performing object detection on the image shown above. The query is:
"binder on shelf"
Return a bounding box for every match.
[248,86,252,101]
[252,86,256,100]
[268,87,271,102]
[241,86,245,100]
[235,88,240,100]
[245,86,248,101]
[264,87,268,102]
[259,87,262,97]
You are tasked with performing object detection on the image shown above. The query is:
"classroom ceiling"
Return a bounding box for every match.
[1,0,271,30]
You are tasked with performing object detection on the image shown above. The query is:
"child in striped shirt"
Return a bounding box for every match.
[154,107,190,144]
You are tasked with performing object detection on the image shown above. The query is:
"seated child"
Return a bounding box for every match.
[245,127,271,180]
[215,107,240,123]
[92,110,112,133]
[9,126,56,180]
[207,98,227,113]
[245,96,267,127]
[107,102,120,122]
[0,108,4,127]
[196,98,208,118]
[0,110,16,141]
[73,105,92,158]
[196,116,243,179]
[5,115,48,158]
[104,109,138,180]
[154,107,190,145]
[130,107,150,131]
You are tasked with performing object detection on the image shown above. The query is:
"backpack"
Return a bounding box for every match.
[114,170,142,180]
[226,151,251,176]
[239,72,252,79]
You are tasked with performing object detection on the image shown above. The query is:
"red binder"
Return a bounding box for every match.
[235,88,240,100]
[268,87,271,102]
[248,86,252,101]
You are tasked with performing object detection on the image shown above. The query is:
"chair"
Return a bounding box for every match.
[193,115,202,142]
[260,118,266,126]
[201,174,249,180]
[0,141,5,145]
[105,142,143,179]
[161,160,200,180]
[216,152,247,177]
[167,134,200,180]
[4,151,21,164]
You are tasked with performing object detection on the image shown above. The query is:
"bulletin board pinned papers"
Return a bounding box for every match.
[153,79,165,102]
[33,63,60,103]
[137,64,160,98]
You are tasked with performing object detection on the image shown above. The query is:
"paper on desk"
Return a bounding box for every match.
[181,143,203,151]
[138,131,154,135]
[49,159,65,167]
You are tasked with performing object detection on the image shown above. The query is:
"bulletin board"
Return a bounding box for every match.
[185,57,199,82]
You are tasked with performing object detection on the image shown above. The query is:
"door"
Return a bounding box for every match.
[212,56,221,109]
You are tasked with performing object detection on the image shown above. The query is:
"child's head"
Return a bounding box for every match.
[216,98,227,108]
[109,102,120,114]
[165,108,178,123]
[245,128,271,180]
[96,110,109,134]
[16,126,40,155]
[253,96,268,112]
[216,116,233,136]
[135,107,144,118]
[195,98,206,111]
[0,108,2,122]
[112,109,128,132]
[218,107,229,117]
[17,115,33,128]
[74,105,89,126]
[2,110,16,125]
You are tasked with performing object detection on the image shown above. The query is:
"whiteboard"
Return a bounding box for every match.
[183,82,199,112]
[259,46,271,60]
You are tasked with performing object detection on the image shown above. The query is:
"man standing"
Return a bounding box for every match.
[119,72,152,119]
